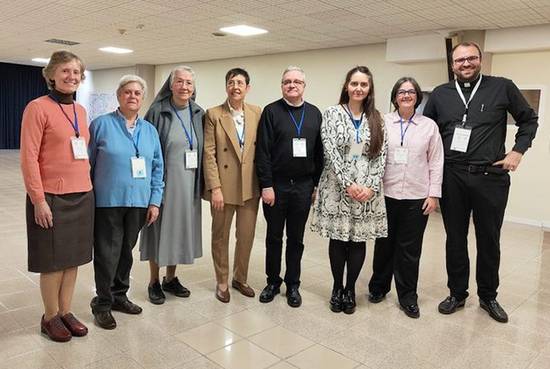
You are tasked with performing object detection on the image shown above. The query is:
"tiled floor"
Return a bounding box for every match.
[1,149,549,369]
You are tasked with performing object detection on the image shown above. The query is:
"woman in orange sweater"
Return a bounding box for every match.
[20,50,93,342]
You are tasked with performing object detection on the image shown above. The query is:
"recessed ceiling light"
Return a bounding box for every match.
[99,46,133,54]
[219,25,268,36]
[32,58,50,63]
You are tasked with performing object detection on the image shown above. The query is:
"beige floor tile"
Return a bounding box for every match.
[0,328,42,359]
[207,340,280,369]
[0,289,42,310]
[267,362,298,369]
[175,322,241,354]
[249,326,314,358]
[43,334,121,368]
[217,309,277,337]
[0,349,60,369]
[172,356,224,369]
[66,354,145,369]
[287,344,358,369]
[127,340,201,369]
[527,354,550,369]
[0,277,37,295]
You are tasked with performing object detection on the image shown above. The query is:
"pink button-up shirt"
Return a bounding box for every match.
[383,111,444,200]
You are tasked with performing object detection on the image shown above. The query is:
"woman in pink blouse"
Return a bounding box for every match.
[367,77,444,318]
[20,50,93,342]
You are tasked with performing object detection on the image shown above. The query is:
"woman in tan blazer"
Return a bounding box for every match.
[203,68,262,303]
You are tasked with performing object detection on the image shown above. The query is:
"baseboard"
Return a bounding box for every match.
[504,216,550,231]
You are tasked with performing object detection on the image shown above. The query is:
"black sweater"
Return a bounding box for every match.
[255,99,323,188]
[423,75,538,165]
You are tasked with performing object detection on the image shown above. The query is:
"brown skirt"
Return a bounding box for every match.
[26,191,94,273]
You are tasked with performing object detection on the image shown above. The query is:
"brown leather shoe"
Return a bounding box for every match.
[232,279,255,298]
[216,285,230,303]
[60,313,88,337]
[41,315,72,342]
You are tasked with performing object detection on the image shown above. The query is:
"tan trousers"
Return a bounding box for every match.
[211,197,260,284]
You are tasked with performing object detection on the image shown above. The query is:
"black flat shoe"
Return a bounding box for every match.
[93,310,116,330]
[329,288,343,313]
[342,290,356,314]
[286,286,302,308]
[148,281,166,305]
[400,302,420,319]
[259,284,280,303]
[112,299,143,315]
[480,299,508,323]
[162,276,190,297]
[438,296,465,314]
[368,291,386,304]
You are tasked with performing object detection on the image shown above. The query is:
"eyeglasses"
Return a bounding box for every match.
[173,79,193,87]
[282,79,305,86]
[397,89,417,96]
[453,55,480,65]
[227,80,247,87]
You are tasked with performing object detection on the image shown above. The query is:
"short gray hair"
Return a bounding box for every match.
[281,66,305,83]
[169,65,195,85]
[117,74,147,96]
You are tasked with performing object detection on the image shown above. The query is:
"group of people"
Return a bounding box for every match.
[20,41,538,343]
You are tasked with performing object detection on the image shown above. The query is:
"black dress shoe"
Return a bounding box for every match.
[162,276,190,297]
[112,299,143,315]
[438,296,465,314]
[286,286,302,308]
[400,302,420,319]
[368,291,386,304]
[259,284,280,303]
[93,310,116,330]
[329,288,343,313]
[480,299,508,323]
[342,290,356,314]
[148,281,166,305]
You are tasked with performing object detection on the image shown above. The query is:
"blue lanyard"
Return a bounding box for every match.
[286,104,306,137]
[399,116,413,146]
[131,126,141,157]
[170,102,194,150]
[236,125,245,147]
[49,95,80,137]
[343,105,364,143]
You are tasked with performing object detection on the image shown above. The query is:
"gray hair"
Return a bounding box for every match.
[42,50,86,90]
[281,66,305,83]
[116,74,147,96]
[169,65,195,85]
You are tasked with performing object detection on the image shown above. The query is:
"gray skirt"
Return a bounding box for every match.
[26,191,94,273]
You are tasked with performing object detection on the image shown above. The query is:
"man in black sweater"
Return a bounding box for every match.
[255,66,323,307]
[423,41,538,323]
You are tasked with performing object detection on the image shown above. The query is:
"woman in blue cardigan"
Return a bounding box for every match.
[88,75,164,330]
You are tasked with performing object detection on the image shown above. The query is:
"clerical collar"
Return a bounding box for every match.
[457,74,481,89]
[49,89,74,104]
[283,97,304,107]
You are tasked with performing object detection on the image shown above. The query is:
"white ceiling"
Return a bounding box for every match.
[1,0,550,70]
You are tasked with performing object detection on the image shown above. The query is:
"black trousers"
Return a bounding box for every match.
[440,165,510,301]
[92,207,147,312]
[369,197,428,305]
[263,177,314,288]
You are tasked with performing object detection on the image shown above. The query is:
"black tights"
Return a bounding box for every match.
[329,239,366,292]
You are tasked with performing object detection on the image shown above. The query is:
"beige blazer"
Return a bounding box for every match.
[203,102,262,205]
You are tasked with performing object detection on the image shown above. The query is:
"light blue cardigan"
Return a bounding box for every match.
[89,110,164,208]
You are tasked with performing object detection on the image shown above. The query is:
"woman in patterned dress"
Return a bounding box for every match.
[310,66,387,314]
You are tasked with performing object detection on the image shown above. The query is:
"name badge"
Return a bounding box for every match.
[70,136,88,160]
[185,150,198,169]
[394,147,408,164]
[348,141,363,160]
[131,156,146,178]
[451,125,472,153]
[292,138,307,157]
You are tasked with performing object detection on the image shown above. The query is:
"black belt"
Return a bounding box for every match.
[447,163,509,175]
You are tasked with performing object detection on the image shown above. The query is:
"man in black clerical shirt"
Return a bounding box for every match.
[255,66,323,308]
[423,41,538,323]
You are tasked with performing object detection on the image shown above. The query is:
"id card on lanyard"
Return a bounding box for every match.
[50,96,88,160]
[171,102,198,169]
[343,105,364,160]
[287,104,307,158]
[128,124,146,178]
[452,75,482,153]
[394,116,413,164]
